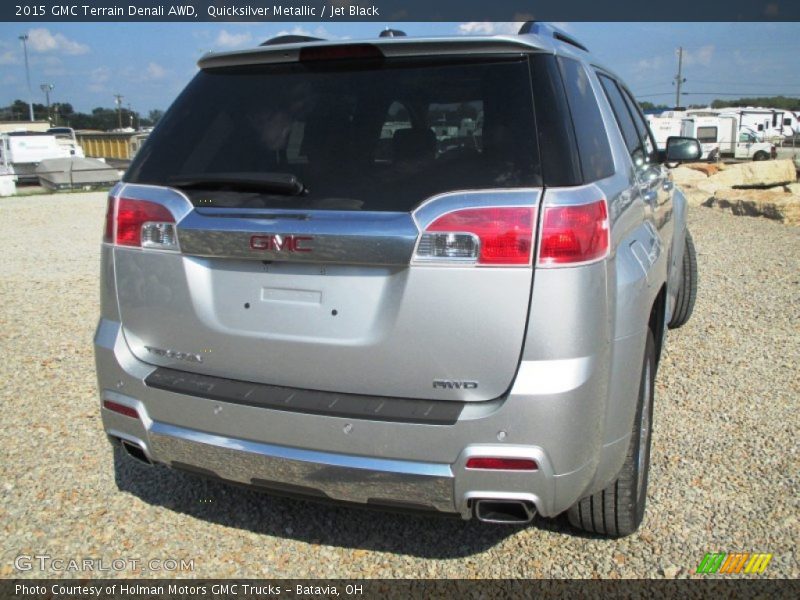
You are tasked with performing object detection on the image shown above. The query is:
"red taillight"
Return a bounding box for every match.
[465,457,538,471]
[103,399,140,420]
[538,199,609,266]
[104,196,178,250]
[420,206,534,266]
[116,198,175,247]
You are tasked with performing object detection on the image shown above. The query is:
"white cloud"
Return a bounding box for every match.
[145,62,167,80]
[26,28,89,55]
[0,50,18,65]
[215,29,253,48]
[273,26,345,41]
[274,26,313,37]
[635,56,666,72]
[457,22,523,36]
[683,45,715,67]
[91,67,110,83]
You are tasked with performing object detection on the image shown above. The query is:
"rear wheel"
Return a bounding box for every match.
[567,330,656,537]
[668,230,697,329]
[753,150,769,161]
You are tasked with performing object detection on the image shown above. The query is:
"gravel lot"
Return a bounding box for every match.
[1,191,797,579]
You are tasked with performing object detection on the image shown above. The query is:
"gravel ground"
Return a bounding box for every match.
[1,192,797,579]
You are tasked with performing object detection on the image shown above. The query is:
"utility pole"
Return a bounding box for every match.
[40,83,54,123]
[113,94,124,130]
[19,34,34,122]
[673,47,687,108]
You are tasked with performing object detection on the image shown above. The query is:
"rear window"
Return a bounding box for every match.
[127,57,542,212]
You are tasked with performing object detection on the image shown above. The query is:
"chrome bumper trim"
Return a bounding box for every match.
[147,421,456,513]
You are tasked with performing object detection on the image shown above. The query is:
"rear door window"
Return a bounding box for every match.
[598,74,647,167]
[127,57,541,212]
[556,57,615,182]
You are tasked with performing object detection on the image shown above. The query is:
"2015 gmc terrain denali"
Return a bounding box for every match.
[95,23,700,536]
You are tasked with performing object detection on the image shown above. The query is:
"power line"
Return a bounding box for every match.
[636,92,800,98]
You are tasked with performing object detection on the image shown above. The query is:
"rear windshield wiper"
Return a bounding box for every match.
[169,172,306,196]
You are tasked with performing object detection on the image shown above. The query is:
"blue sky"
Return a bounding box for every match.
[0,22,798,115]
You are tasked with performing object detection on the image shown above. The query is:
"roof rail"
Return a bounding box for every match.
[260,35,325,46]
[518,22,589,53]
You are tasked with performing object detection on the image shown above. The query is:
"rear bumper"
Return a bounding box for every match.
[95,318,631,519]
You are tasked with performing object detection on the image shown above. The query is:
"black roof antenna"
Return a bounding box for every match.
[260,35,325,46]
[379,28,406,38]
[518,22,589,53]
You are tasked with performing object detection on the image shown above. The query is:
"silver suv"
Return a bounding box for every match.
[95,23,700,536]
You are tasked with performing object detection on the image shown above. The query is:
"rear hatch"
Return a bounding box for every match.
[114,48,543,401]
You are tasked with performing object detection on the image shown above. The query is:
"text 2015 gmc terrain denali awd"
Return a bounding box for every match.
[95,23,700,536]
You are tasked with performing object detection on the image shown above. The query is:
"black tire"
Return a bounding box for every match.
[668,230,698,329]
[567,330,656,537]
[753,150,769,161]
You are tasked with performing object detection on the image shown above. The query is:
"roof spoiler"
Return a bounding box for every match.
[518,22,589,53]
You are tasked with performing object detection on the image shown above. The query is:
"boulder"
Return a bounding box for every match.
[695,180,728,196]
[682,162,722,176]
[706,188,800,225]
[671,166,707,186]
[705,159,796,189]
[785,183,800,194]
[679,186,714,207]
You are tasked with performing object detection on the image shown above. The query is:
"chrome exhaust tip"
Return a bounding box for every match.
[120,439,153,466]
[474,499,536,524]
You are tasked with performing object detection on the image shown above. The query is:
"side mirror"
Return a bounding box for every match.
[664,136,702,163]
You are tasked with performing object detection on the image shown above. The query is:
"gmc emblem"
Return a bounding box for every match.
[250,234,313,252]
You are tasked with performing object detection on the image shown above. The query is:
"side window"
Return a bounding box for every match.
[619,87,657,163]
[529,53,583,186]
[696,126,718,144]
[598,74,646,167]
[556,57,615,181]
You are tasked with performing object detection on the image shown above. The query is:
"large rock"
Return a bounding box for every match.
[682,162,722,177]
[671,166,708,185]
[706,188,800,225]
[786,183,800,194]
[680,186,715,207]
[705,159,797,189]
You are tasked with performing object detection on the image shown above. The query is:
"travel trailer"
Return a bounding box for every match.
[646,114,684,150]
[684,107,797,139]
[680,115,775,160]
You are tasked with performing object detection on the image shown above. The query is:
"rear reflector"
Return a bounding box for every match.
[538,199,609,266]
[105,196,179,251]
[417,206,534,266]
[466,457,538,471]
[102,399,140,420]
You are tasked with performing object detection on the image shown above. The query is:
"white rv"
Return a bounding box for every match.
[723,108,791,140]
[681,115,775,161]
[646,114,684,150]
